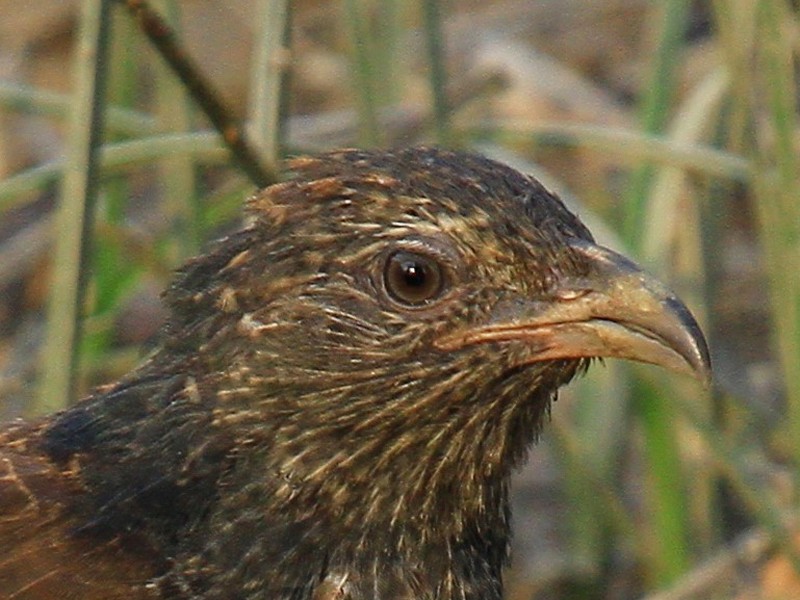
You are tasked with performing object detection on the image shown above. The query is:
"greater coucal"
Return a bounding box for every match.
[0,147,710,599]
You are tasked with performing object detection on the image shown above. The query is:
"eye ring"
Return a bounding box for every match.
[383,250,445,307]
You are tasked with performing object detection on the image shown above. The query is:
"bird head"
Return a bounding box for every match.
[34,147,711,595]
[159,146,709,529]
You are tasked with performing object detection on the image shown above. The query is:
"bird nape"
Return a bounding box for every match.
[0,147,710,600]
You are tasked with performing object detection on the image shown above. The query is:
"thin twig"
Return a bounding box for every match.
[117,0,276,187]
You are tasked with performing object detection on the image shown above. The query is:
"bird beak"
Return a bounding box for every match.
[437,239,711,383]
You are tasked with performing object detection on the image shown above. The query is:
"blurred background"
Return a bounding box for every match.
[0,1,798,598]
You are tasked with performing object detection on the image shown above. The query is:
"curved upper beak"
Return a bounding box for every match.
[436,239,711,383]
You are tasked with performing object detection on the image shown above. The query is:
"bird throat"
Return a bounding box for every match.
[169,362,559,598]
[178,397,517,597]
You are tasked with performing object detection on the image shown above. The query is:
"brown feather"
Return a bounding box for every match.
[0,423,160,599]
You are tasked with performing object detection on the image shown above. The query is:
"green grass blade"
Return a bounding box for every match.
[342,0,382,146]
[0,81,156,136]
[421,0,452,146]
[754,0,800,484]
[155,0,200,259]
[37,0,112,413]
[623,0,691,243]
[248,0,292,170]
[0,132,229,210]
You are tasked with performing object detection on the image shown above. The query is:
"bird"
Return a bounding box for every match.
[0,147,710,599]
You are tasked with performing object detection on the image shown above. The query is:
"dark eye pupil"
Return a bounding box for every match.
[384,251,444,306]
[401,261,427,287]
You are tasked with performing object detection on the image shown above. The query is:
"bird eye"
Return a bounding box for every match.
[383,251,444,306]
